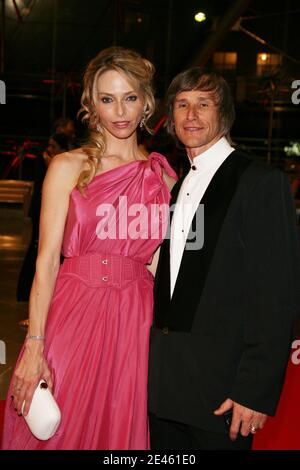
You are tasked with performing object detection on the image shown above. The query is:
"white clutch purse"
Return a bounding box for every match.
[22,380,61,441]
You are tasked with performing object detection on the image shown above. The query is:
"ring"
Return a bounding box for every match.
[249,424,258,433]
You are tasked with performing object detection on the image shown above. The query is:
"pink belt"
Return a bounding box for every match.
[60,253,153,288]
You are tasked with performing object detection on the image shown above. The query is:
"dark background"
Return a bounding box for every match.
[0,0,300,168]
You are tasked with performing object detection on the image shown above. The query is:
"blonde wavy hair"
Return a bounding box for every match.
[77,46,155,191]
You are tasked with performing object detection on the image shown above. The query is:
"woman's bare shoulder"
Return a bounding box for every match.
[46,149,89,190]
[50,148,88,176]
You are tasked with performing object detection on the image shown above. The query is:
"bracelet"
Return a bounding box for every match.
[27,334,45,341]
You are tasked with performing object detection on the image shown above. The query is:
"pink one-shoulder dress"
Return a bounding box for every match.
[2,152,177,450]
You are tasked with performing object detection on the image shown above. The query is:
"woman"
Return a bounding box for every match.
[2,47,177,450]
[43,132,72,166]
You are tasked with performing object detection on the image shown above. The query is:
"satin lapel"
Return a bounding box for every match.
[153,176,185,327]
[169,152,251,331]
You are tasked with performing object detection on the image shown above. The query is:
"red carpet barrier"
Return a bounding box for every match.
[0,342,299,449]
[253,340,300,450]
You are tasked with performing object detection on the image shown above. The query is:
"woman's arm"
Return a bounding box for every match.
[163,172,177,193]
[12,153,81,416]
[147,247,160,276]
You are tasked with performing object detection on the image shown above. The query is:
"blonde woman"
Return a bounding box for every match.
[2,47,177,450]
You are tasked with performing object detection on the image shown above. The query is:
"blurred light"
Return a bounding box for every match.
[6,0,33,18]
[194,12,206,23]
[7,0,14,9]
[260,53,268,62]
[7,0,21,11]
[137,16,142,24]
[284,142,300,157]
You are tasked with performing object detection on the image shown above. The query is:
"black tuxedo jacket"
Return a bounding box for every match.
[148,150,300,433]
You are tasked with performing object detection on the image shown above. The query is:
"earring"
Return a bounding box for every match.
[140,115,146,129]
[96,122,101,133]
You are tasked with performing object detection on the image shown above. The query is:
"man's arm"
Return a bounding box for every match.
[230,169,300,413]
[215,168,300,440]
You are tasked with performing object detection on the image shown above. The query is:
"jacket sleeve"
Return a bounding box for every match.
[230,169,300,415]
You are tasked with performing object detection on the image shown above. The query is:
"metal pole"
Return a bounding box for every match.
[18,144,24,180]
[50,0,58,125]
[267,81,275,165]
[113,0,119,45]
[239,24,300,66]
[189,0,251,67]
[62,76,67,118]
[164,0,173,91]
[0,0,5,74]
[283,0,290,53]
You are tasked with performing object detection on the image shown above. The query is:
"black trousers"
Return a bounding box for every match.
[149,414,253,450]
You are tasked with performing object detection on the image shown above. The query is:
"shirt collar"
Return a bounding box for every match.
[189,137,234,173]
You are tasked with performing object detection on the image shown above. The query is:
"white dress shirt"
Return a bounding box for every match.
[170,137,234,297]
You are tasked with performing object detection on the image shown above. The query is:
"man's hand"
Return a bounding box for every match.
[214,398,267,441]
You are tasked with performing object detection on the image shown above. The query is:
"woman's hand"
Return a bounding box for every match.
[11,340,53,416]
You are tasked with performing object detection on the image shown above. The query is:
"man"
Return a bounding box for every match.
[148,68,300,450]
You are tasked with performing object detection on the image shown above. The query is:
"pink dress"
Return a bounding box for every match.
[2,152,177,450]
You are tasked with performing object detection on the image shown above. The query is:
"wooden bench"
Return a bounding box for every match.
[0,180,34,217]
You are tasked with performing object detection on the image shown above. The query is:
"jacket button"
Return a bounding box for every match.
[162,327,169,335]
